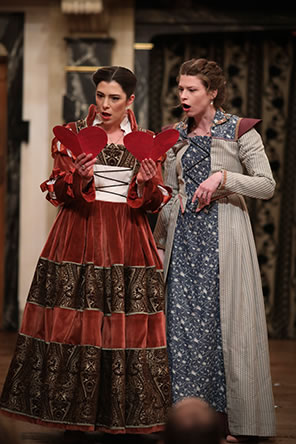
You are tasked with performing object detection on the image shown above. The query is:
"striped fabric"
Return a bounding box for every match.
[154,117,276,436]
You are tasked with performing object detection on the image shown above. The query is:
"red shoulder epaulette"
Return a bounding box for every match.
[237,118,261,138]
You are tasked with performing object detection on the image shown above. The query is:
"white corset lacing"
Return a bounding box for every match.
[94,164,134,203]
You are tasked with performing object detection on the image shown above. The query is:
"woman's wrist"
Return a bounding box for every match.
[218,170,227,190]
[135,176,145,197]
[136,173,148,187]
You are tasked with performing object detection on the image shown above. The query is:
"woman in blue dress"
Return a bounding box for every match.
[154,58,276,443]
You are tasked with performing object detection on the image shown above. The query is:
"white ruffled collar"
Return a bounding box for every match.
[92,113,132,135]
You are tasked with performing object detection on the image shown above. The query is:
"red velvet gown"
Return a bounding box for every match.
[0,106,172,434]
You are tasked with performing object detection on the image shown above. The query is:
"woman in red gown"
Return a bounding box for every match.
[0,66,172,436]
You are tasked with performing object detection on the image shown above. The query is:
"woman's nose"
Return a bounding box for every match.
[102,97,109,108]
[180,91,187,101]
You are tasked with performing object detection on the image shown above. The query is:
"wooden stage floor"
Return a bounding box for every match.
[0,332,295,444]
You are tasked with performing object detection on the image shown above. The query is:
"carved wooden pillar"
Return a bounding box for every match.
[0,44,8,329]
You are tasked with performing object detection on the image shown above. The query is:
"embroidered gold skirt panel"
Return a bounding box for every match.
[0,200,171,433]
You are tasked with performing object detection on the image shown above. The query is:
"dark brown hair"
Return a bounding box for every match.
[178,58,227,108]
[92,66,137,99]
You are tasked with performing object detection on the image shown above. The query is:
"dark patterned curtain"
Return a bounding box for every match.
[0,13,25,330]
[149,31,296,338]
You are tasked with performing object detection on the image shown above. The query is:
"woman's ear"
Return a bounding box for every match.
[210,89,218,101]
[127,94,135,107]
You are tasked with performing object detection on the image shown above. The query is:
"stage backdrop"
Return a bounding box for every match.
[141,30,296,339]
[0,13,27,331]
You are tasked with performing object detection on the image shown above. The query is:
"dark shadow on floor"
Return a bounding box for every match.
[21,430,162,444]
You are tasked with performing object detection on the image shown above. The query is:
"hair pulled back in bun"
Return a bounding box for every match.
[178,58,227,108]
[92,66,137,99]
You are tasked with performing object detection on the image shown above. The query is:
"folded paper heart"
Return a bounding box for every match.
[53,125,108,158]
[123,129,179,162]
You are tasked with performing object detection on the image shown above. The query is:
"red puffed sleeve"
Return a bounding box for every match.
[40,131,95,207]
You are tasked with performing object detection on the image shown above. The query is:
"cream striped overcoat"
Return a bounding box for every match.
[154,112,276,437]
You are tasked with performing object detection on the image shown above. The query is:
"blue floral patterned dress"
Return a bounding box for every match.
[166,126,227,412]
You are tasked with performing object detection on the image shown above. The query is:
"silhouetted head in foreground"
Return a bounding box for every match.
[162,397,223,444]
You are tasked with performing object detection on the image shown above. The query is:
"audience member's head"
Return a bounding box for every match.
[162,397,223,444]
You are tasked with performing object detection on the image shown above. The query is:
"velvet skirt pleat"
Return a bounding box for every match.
[0,200,171,433]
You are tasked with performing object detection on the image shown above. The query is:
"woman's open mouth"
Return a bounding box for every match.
[101,111,112,120]
[182,103,191,112]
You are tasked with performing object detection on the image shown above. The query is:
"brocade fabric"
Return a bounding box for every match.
[0,107,172,434]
